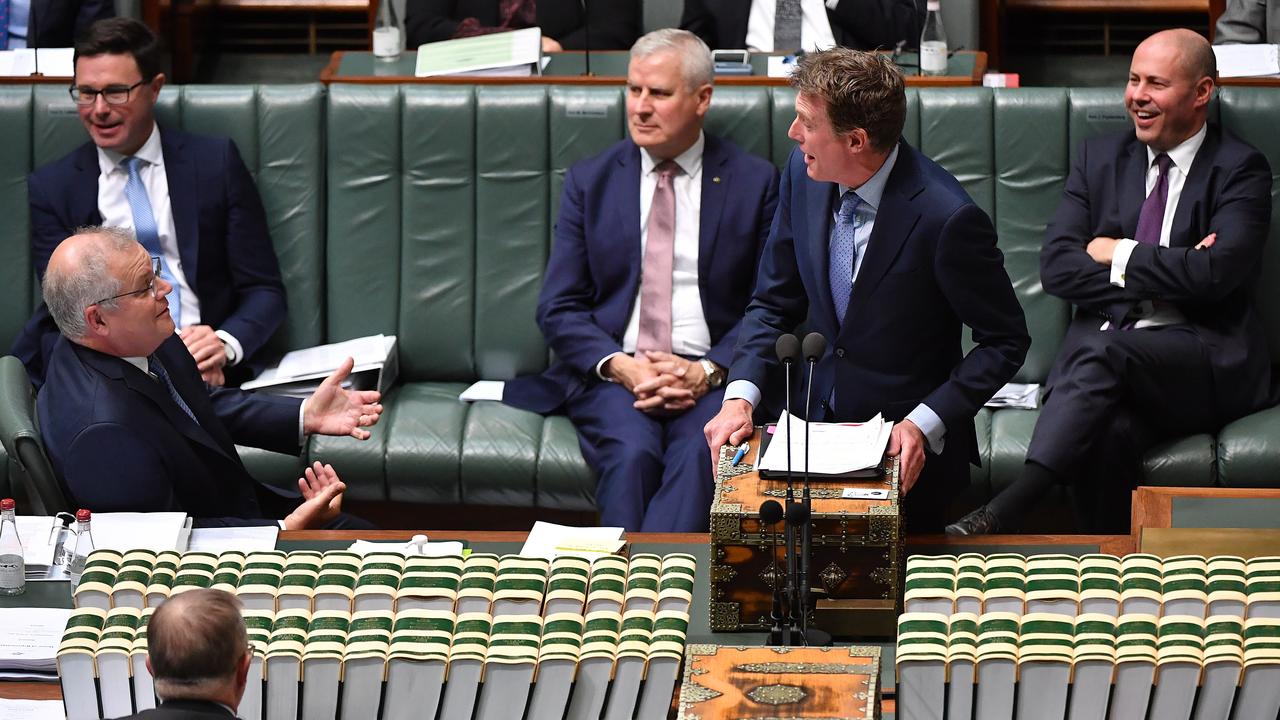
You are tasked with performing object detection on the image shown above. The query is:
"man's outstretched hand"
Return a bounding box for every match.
[303,357,383,439]
[283,462,346,530]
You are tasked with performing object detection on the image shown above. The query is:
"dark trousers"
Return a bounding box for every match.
[1027,324,1216,529]
[565,380,725,532]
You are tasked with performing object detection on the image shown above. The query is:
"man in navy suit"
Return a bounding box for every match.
[39,227,382,529]
[504,29,779,532]
[704,48,1029,532]
[681,0,924,54]
[13,17,285,389]
[949,30,1273,534]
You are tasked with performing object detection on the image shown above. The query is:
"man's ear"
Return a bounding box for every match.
[84,305,108,337]
[1193,76,1214,109]
[846,127,870,154]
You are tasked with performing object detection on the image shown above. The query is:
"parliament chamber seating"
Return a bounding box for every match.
[1,83,1278,524]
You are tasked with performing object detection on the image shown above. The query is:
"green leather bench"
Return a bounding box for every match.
[2,83,1277,521]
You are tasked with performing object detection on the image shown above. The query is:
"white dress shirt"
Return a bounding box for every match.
[1106,122,1206,329]
[98,124,245,364]
[597,133,712,376]
[745,0,839,52]
[6,0,29,47]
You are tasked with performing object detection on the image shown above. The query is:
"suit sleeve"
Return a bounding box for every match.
[216,139,287,363]
[208,386,303,455]
[73,0,116,44]
[679,0,718,47]
[705,165,780,369]
[29,170,76,281]
[404,0,464,45]
[1039,140,1130,313]
[1215,0,1266,44]
[535,165,628,376]
[829,0,925,50]
[727,155,812,391]
[555,0,639,50]
[1122,148,1272,303]
[924,203,1029,427]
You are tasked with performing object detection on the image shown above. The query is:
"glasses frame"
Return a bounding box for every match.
[91,256,163,308]
[69,79,148,106]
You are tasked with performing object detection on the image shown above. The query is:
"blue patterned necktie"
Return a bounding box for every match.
[829,191,863,325]
[148,355,199,425]
[0,0,9,50]
[123,156,182,327]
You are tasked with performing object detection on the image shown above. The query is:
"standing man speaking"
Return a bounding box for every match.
[705,49,1028,531]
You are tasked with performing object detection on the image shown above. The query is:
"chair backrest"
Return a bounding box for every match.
[0,355,68,516]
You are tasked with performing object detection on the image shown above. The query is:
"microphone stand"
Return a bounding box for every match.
[774,334,801,645]
[799,332,831,646]
[29,0,42,78]
[580,0,592,76]
[759,500,785,646]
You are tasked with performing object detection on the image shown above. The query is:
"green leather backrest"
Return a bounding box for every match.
[0,83,325,359]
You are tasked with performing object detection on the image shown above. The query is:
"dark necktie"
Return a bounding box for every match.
[829,191,863,325]
[148,355,199,425]
[636,160,681,354]
[774,0,803,51]
[1134,153,1172,246]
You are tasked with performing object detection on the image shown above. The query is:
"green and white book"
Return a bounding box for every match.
[301,610,350,720]
[603,609,654,720]
[1025,554,1080,616]
[209,551,244,594]
[544,556,590,616]
[112,553,155,610]
[236,563,283,613]
[475,615,542,720]
[1197,615,1244,720]
[905,554,957,615]
[97,606,140,718]
[656,554,695,615]
[240,609,273,720]
[354,552,404,613]
[1078,554,1121,617]
[973,612,1018,720]
[1149,615,1203,720]
[955,553,986,616]
[314,551,361,613]
[1068,613,1116,720]
[396,556,464,612]
[457,554,500,615]
[1236,618,1280,719]
[526,612,583,720]
[171,551,218,596]
[492,555,549,616]
[277,565,318,613]
[1016,613,1073,720]
[566,609,621,720]
[1119,554,1163,617]
[1206,555,1247,618]
[57,607,105,720]
[586,556,628,614]
[1111,614,1158,720]
[265,609,308,720]
[622,554,661,613]
[383,610,454,720]
[439,612,491,720]
[947,612,978,720]
[982,553,1026,616]
[342,610,393,720]
[635,609,689,720]
[1162,555,1208,619]
[1246,557,1280,619]
[130,606,156,713]
[145,552,179,607]
[896,612,948,720]
[72,549,121,611]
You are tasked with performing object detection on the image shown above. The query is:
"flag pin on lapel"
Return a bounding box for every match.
[712,176,721,183]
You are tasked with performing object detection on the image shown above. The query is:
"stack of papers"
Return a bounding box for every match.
[519,521,625,561]
[415,26,541,77]
[187,525,279,553]
[92,512,190,552]
[0,700,65,719]
[1212,43,1280,78]
[985,382,1040,409]
[0,608,71,679]
[0,48,74,77]
[756,411,893,479]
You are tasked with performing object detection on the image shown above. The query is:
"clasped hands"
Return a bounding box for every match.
[1086,232,1216,265]
[179,324,228,386]
[605,351,708,415]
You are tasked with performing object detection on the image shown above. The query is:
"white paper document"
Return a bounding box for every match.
[757,411,893,478]
[1213,43,1280,77]
[92,512,189,552]
[348,538,466,557]
[519,521,625,561]
[276,334,391,378]
[0,48,74,77]
[415,25,541,77]
[0,700,66,719]
[985,382,1040,409]
[188,525,279,553]
[14,516,57,567]
[0,608,71,672]
[459,380,505,402]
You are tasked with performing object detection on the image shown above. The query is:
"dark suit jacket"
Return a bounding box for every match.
[404,0,640,50]
[504,134,780,414]
[14,127,287,388]
[1039,124,1274,424]
[38,334,303,527]
[730,142,1029,485]
[681,0,925,51]
[119,699,236,719]
[26,0,113,47]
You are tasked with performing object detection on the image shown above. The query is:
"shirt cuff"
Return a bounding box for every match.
[724,379,762,410]
[279,520,288,530]
[905,403,946,455]
[298,399,307,445]
[595,352,624,381]
[214,329,244,366]
[1109,238,1138,287]
[825,0,840,9]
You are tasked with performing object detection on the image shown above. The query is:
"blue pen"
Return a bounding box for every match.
[732,442,749,466]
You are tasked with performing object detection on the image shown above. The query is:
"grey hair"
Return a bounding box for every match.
[43,226,138,340]
[629,28,714,90]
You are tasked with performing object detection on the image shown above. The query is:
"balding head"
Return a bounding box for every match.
[146,589,250,708]
[1141,28,1216,83]
[1125,29,1215,152]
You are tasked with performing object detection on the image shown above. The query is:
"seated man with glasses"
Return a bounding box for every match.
[12,16,287,390]
[39,227,381,529]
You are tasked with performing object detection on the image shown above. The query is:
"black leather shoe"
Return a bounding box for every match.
[945,506,1001,536]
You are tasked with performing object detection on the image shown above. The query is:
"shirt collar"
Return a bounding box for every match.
[838,143,899,211]
[640,131,705,179]
[97,122,164,176]
[1147,123,1207,175]
[123,356,149,375]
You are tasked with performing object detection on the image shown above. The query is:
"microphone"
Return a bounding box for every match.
[759,499,785,645]
[773,333,801,644]
[29,0,42,78]
[799,331,829,645]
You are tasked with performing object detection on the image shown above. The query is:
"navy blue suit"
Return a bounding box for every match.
[39,334,303,527]
[505,134,779,531]
[15,127,287,387]
[730,142,1029,529]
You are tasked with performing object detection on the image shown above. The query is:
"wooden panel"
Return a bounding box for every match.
[1131,486,1280,533]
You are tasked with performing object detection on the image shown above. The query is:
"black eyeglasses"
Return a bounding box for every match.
[69,80,148,106]
[91,256,163,307]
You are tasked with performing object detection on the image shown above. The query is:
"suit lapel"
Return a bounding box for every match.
[1118,138,1148,239]
[697,136,729,288]
[70,144,105,227]
[1169,126,1218,248]
[161,130,201,292]
[846,143,922,321]
[807,174,839,327]
[615,145,644,295]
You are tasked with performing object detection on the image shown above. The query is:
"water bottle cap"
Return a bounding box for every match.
[927,0,940,8]
[76,509,92,522]
[0,498,13,511]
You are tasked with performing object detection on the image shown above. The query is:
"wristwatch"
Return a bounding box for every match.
[699,358,726,389]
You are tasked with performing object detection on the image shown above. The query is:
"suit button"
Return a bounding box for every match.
[835,347,846,358]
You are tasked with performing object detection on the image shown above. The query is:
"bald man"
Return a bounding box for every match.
[119,589,250,718]
[38,227,381,529]
[950,29,1274,534]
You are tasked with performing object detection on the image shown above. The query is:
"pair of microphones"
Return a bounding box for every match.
[758,331,830,646]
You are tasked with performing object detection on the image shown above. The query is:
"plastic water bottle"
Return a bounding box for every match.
[373,0,403,61]
[920,0,948,76]
[0,499,25,596]
[67,509,95,587]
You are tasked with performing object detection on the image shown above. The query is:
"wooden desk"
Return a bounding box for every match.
[321,49,988,87]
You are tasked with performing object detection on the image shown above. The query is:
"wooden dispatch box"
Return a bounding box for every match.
[710,427,903,638]
[677,644,882,719]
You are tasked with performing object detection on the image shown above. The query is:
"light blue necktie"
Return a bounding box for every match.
[829,191,862,325]
[148,355,199,425]
[123,156,181,327]
[0,0,9,50]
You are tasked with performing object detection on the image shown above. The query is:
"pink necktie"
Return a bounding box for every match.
[636,160,681,354]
